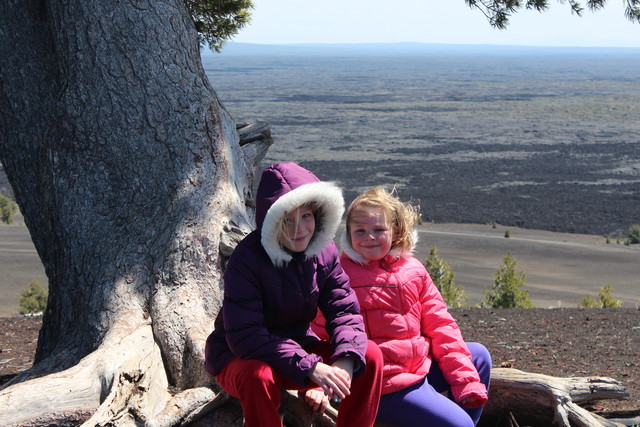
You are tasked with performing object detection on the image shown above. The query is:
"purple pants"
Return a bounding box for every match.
[376,342,492,427]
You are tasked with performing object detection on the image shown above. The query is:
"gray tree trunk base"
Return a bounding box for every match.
[0,321,169,426]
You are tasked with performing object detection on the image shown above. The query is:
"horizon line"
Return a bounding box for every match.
[203,41,640,56]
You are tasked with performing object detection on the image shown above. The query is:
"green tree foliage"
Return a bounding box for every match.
[481,252,534,308]
[0,193,17,224]
[19,280,48,315]
[466,0,640,29]
[184,0,253,52]
[578,295,600,308]
[578,283,624,308]
[628,224,640,244]
[599,283,624,308]
[425,245,467,308]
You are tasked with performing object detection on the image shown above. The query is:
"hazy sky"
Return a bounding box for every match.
[231,0,640,48]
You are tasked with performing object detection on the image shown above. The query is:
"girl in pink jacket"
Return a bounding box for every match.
[311,186,491,427]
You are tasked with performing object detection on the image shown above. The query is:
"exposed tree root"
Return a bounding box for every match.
[0,319,170,427]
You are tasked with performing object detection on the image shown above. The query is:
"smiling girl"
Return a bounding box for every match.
[312,186,491,427]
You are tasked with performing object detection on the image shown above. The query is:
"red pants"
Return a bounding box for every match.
[216,340,383,427]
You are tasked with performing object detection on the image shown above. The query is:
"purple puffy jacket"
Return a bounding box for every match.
[205,162,367,386]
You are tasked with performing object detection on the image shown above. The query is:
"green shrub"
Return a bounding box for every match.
[578,295,600,308]
[629,224,640,244]
[425,244,467,308]
[577,283,623,308]
[19,280,48,315]
[481,252,534,308]
[599,283,623,308]
[0,193,17,224]
[504,230,510,238]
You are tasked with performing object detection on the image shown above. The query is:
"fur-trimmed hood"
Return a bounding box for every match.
[257,163,344,268]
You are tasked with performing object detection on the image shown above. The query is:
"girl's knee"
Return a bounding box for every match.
[366,340,384,367]
[235,359,277,388]
[467,342,492,391]
[468,342,492,367]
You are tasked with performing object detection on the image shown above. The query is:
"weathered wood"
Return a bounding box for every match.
[484,368,630,427]
[225,368,630,427]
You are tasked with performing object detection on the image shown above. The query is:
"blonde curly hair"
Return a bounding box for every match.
[346,186,420,254]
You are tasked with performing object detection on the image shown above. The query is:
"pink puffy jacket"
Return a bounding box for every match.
[313,249,486,403]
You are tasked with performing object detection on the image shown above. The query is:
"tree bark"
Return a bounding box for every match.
[483,368,630,427]
[0,1,271,425]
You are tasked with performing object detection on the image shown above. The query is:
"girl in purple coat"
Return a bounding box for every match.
[205,162,383,427]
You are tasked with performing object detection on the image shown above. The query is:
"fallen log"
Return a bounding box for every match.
[483,367,630,427]
[289,368,631,427]
[188,367,630,427]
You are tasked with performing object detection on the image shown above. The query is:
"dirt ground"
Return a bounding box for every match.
[2,308,639,423]
[453,308,640,415]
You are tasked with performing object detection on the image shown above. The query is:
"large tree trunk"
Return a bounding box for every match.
[0,1,271,425]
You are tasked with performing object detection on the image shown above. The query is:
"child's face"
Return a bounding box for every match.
[280,206,316,253]
[349,206,393,261]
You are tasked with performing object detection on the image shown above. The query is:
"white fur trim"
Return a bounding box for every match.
[261,181,344,268]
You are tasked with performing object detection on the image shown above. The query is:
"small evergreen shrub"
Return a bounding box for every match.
[628,224,640,244]
[19,280,48,315]
[577,283,623,308]
[504,230,510,238]
[0,193,17,224]
[424,244,467,308]
[599,283,623,308]
[481,252,534,308]
[578,295,600,308]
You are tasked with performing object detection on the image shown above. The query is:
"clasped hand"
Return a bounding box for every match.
[305,358,354,413]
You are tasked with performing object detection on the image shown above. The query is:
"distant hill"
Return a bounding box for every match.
[205,42,640,57]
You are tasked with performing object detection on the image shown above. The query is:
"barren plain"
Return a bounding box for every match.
[204,47,640,237]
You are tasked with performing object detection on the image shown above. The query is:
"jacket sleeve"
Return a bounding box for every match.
[222,244,321,386]
[419,268,487,403]
[316,243,368,377]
